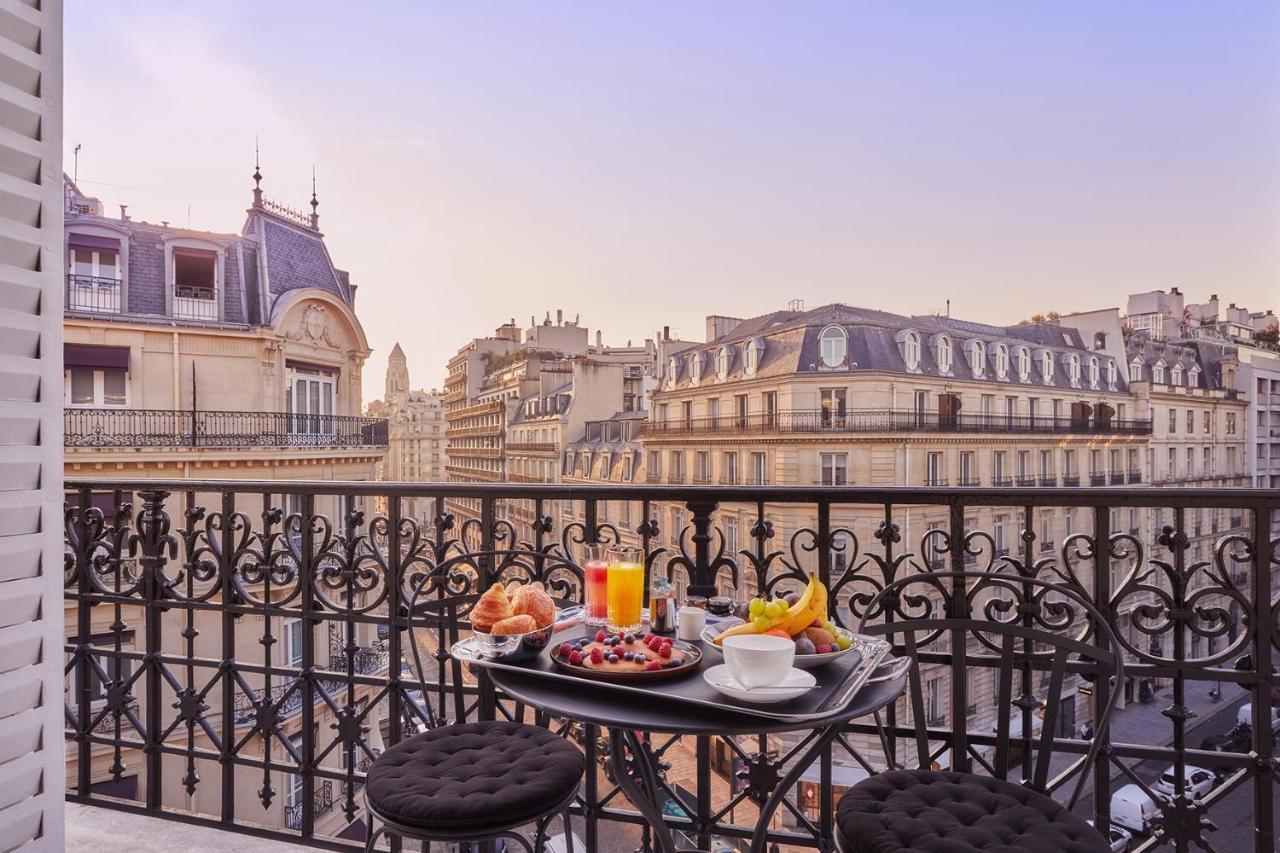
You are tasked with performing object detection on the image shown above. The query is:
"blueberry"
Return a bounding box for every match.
[624,634,635,644]
[662,659,680,668]
[607,654,619,663]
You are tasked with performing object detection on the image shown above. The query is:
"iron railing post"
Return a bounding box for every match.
[1250,502,1275,852]
[685,499,718,598]
[137,488,171,810]
[299,492,317,837]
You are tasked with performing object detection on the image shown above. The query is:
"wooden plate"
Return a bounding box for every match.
[549,636,702,683]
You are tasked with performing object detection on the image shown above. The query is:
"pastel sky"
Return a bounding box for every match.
[65,2,1280,403]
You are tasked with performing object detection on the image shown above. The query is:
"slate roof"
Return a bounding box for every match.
[64,178,355,329]
[661,303,1128,393]
[1125,336,1236,391]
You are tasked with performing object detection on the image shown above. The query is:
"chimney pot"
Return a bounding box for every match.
[557,309,563,326]
[662,325,670,340]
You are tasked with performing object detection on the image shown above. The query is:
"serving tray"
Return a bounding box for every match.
[451,626,902,723]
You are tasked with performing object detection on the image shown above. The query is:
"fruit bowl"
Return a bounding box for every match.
[700,618,857,669]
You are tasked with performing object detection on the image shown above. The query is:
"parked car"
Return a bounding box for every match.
[1110,784,1160,835]
[1237,702,1280,734]
[1201,722,1252,755]
[1152,764,1216,801]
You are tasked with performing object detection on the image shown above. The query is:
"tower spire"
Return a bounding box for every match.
[252,138,263,207]
[309,164,319,230]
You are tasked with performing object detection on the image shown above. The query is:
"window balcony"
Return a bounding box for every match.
[63,480,1279,853]
[1109,472,1125,485]
[1062,474,1081,486]
[172,286,219,321]
[65,408,389,449]
[991,475,1013,487]
[957,477,981,487]
[1038,476,1057,487]
[1015,476,1036,487]
[1127,469,1142,484]
[1090,473,1107,486]
[640,408,1153,438]
[66,273,121,314]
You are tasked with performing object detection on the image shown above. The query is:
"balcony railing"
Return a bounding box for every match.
[66,273,121,313]
[1127,469,1142,484]
[285,780,334,831]
[506,442,559,453]
[64,480,1278,852]
[642,408,1153,437]
[65,408,389,449]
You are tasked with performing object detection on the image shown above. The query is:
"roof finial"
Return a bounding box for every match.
[309,164,320,230]
[252,137,263,207]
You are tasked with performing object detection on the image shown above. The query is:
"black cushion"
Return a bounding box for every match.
[366,721,584,834]
[836,769,1109,853]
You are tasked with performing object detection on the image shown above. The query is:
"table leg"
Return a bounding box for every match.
[608,728,678,853]
[750,723,845,853]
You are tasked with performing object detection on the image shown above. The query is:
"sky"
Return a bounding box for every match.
[65,2,1280,404]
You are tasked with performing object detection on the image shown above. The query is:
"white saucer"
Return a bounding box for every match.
[702,664,817,704]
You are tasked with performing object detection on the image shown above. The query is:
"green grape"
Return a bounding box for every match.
[834,634,852,651]
[748,598,766,617]
[752,614,772,632]
[764,600,786,620]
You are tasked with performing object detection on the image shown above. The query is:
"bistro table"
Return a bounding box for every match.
[490,659,908,853]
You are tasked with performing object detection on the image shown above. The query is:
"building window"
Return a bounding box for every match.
[647,450,660,478]
[1152,362,1165,384]
[993,451,1006,482]
[172,248,218,320]
[716,346,731,380]
[287,366,336,436]
[959,451,975,484]
[925,452,944,486]
[722,452,738,484]
[696,451,710,482]
[967,339,986,377]
[1068,354,1082,385]
[750,452,767,485]
[689,352,703,385]
[1168,409,1176,434]
[682,400,693,429]
[65,367,127,407]
[1226,412,1236,434]
[282,618,304,668]
[925,678,944,725]
[820,453,848,486]
[734,394,749,428]
[68,243,121,313]
[1040,350,1054,384]
[936,335,953,374]
[819,387,847,428]
[1130,359,1143,382]
[819,326,847,368]
[1171,364,1184,385]
[1016,346,1031,381]
[1039,449,1053,478]
[745,339,761,376]
[1185,409,1194,433]
[1089,357,1100,389]
[994,343,1009,379]
[666,357,679,387]
[1202,410,1210,434]
[902,331,921,370]
[670,451,684,480]
[1188,367,1200,387]
[762,391,778,427]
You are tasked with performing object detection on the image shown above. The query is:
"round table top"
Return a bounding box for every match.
[490,663,908,736]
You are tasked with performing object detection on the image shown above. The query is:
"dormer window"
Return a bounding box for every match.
[936,335,953,374]
[1040,350,1054,385]
[1106,359,1118,390]
[172,247,218,321]
[68,234,123,314]
[1088,356,1100,389]
[716,346,731,380]
[1188,366,1200,387]
[1170,364,1183,385]
[1130,359,1143,382]
[1068,354,1082,386]
[966,339,986,378]
[898,330,921,371]
[819,326,847,368]
[1152,361,1165,384]
[1015,346,1031,382]
[994,343,1009,379]
[745,339,762,376]
[689,352,703,385]
[666,357,679,387]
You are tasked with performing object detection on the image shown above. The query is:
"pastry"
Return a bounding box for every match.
[490,613,538,635]
[510,581,556,629]
[471,584,513,633]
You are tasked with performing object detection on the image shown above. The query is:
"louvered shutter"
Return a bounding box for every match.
[0,1,65,850]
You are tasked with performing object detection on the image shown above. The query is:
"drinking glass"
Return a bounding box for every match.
[606,546,645,634]
[582,544,610,628]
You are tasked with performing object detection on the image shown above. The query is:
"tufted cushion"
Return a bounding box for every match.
[366,721,584,834]
[836,770,1109,853]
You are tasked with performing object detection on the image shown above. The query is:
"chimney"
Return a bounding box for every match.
[596,330,602,347]
[662,326,670,341]
[1210,294,1218,301]
[1170,287,1181,296]
[119,204,129,221]
[556,309,563,326]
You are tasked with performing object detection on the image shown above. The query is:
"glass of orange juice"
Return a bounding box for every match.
[606,546,645,634]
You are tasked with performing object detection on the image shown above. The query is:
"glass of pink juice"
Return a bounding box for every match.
[583,545,610,627]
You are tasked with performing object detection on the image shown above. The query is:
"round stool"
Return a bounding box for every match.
[364,720,585,851]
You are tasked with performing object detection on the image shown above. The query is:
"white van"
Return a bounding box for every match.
[1110,784,1159,835]
[1237,702,1280,734]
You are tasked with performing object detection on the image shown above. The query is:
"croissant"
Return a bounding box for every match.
[471,584,513,633]
[510,581,556,629]
[490,613,538,635]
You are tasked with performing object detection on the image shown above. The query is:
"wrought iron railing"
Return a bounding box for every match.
[65,408,389,449]
[63,480,1277,852]
[641,409,1153,437]
[66,273,122,313]
[286,780,334,830]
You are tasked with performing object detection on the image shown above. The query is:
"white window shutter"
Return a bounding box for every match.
[0,0,65,850]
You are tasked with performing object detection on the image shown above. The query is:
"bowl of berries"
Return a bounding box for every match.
[700,574,857,669]
[552,629,702,682]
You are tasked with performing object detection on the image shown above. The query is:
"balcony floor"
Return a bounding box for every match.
[67,803,315,852]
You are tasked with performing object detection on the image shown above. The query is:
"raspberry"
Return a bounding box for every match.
[644,633,656,643]
[558,643,573,658]
[658,644,672,659]
[595,630,607,643]
[569,650,583,665]
[645,660,662,671]
[590,647,604,664]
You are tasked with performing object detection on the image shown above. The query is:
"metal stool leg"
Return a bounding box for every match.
[364,825,386,853]
[562,811,574,853]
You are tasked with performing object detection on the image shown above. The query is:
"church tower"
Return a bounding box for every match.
[385,342,409,404]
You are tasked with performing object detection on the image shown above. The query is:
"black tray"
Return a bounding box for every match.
[451,625,902,722]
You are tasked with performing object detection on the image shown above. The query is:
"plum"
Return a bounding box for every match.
[794,637,817,655]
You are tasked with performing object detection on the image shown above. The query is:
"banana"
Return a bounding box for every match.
[783,574,829,636]
[712,620,762,646]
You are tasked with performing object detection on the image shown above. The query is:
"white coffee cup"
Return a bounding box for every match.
[722,634,795,689]
[677,606,706,641]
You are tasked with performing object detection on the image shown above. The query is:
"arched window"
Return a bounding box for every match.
[1088,356,1100,388]
[716,346,731,380]
[936,335,953,374]
[967,340,986,377]
[994,343,1009,379]
[1107,360,1118,390]
[819,326,847,368]
[666,357,678,387]
[1040,350,1055,384]
[689,352,703,385]
[1130,359,1143,382]
[1016,346,1031,381]
[1170,364,1183,386]
[745,339,761,376]
[899,331,921,371]
[1068,354,1082,385]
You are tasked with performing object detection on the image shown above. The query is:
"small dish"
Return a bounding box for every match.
[703,664,816,704]
[472,615,557,663]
